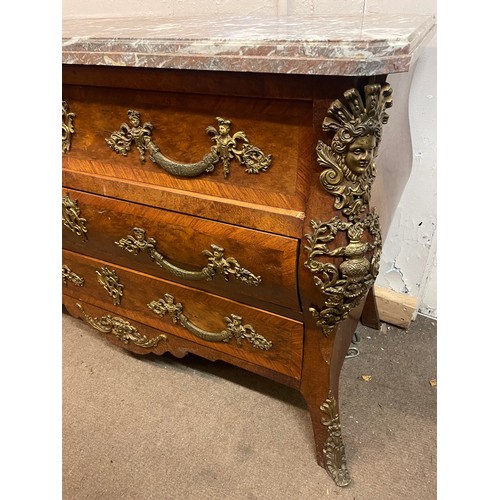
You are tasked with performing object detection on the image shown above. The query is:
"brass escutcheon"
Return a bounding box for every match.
[62,193,88,240]
[96,267,124,305]
[62,265,85,287]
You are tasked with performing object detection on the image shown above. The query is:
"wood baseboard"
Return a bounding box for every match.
[373,286,418,329]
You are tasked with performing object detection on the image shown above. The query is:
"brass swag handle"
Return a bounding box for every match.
[115,227,261,286]
[105,111,271,178]
[147,293,272,350]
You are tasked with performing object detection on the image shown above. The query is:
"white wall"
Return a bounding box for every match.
[367,0,437,319]
[377,37,437,318]
[63,0,437,319]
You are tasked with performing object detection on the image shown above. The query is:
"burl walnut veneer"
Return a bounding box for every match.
[62,14,435,486]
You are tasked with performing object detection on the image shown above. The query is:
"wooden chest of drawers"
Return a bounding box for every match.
[62,14,435,486]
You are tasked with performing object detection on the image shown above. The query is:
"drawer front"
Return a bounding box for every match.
[62,250,304,380]
[62,189,301,312]
[61,82,311,221]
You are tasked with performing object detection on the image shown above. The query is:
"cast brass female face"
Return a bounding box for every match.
[345,135,376,176]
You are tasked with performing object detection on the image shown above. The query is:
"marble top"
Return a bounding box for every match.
[62,14,436,76]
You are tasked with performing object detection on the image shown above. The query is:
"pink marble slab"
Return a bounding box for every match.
[62,14,436,76]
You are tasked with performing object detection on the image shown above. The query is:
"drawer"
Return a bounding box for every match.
[62,188,301,312]
[62,249,304,380]
[61,81,311,236]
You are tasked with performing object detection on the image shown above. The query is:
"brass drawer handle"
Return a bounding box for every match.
[115,227,261,286]
[147,293,272,350]
[106,111,271,178]
[76,303,167,348]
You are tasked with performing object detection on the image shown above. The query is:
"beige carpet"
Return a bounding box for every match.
[63,312,436,499]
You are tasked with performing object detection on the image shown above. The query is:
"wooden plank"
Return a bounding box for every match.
[374,285,418,329]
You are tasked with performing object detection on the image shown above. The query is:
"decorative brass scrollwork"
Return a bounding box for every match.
[207,117,272,177]
[62,101,75,153]
[62,265,85,287]
[305,84,392,336]
[96,267,124,305]
[115,227,261,286]
[320,391,351,487]
[105,111,271,178]
[315,84,392,221]
[62,193,88,240]
[76,303,166,348]
[147,293,272,350]
[305,211,382,336]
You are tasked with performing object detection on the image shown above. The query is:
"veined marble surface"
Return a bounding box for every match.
[62,14,436,76]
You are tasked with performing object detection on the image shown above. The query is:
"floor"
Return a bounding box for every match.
[62,312,436,499]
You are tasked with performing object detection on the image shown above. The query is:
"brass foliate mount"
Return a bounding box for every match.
[305,84,391,336]
[115,227,261,286]
[320,391,351,487]
[76,303,167,349]
[148,293,272,350]
[305,210,382,336]
[62,265,85,287]
[105,111,272,179]
[62,193,88,241]
[96,267,124,305]
[62,101,75,153]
